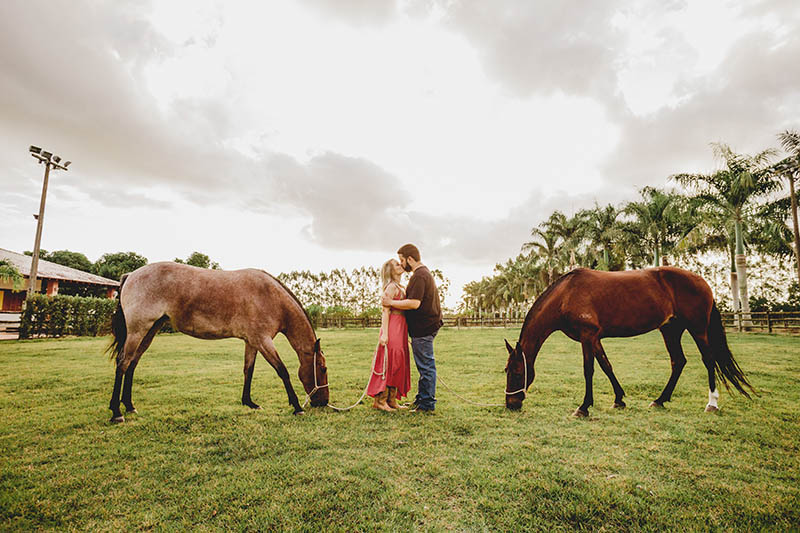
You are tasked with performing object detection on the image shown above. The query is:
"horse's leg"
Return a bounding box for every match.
[575,339,595,417]
[651,323,687,408]
[109,331,145,423]
[592,340,626,408]
[242,342,260,409]
[688,330,720,412]
[121,318,164,414]
[256,337,304,415]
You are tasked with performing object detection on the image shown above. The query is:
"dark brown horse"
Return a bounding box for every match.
[107,262,328,422]
[504,267,753,416]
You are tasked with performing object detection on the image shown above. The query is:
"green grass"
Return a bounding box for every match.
[1,329,798,531]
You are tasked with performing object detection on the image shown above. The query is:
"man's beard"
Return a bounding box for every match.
[403,263,412,272]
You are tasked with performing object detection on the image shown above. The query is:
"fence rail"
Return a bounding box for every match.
[315,316,524,329]
[316,312,800,334]
[720,311,800,334]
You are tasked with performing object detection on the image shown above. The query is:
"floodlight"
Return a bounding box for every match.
[63,161,71,168]
[52,155,61,163]
[41,151,52,160]
[29,145,42,154]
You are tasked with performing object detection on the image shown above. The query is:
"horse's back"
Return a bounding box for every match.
[120,262,280,339]
[560,267,712,337]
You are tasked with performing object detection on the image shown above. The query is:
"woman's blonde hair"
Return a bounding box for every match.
[381,259,399,290]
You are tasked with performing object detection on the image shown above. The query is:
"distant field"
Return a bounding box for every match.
[1,328,798,531]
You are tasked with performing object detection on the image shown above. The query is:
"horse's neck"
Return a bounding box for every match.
[282,305,316,357]
[520,308,556,359]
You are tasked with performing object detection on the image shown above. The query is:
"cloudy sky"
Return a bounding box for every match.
[1,0,798,304]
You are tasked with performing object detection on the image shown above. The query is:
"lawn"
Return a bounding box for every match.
[1,328,798,531]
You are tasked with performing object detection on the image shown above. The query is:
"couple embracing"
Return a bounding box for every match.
[366,244,443,413]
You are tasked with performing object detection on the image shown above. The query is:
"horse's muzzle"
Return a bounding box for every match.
[506,397,523,410]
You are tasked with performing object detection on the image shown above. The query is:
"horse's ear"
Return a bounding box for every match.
[504,339,514,354]
[314,338,321,352]
[515,341,521,352]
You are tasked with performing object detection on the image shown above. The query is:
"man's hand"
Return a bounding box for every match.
[381,294,394,307]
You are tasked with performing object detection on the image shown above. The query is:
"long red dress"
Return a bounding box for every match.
[366,287,411,399]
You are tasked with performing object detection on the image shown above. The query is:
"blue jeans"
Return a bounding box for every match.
[411,332,437,410]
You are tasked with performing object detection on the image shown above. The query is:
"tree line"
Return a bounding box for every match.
[277,268,451,319]
[463,130,800,316]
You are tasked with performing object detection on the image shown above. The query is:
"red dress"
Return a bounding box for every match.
[367,288,411,399]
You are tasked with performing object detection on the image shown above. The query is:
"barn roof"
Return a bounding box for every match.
[0,248,119,287]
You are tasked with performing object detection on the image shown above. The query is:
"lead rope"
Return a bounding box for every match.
[303,346,527,411]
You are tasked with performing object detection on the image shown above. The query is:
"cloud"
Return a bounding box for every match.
[602,30,800,185]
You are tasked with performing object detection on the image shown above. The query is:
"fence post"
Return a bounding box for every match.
[737,312,742,332]
[766,310,772,334]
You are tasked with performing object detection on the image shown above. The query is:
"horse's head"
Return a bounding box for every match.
[299,338,329,407]
[504,339,533,410]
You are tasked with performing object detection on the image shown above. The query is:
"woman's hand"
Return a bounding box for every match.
[379,329,388,346]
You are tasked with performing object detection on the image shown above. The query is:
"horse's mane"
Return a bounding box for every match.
[262,271,316,336]
[518,268,582,341]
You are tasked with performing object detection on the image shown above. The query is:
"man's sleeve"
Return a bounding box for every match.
[406,276,424,301]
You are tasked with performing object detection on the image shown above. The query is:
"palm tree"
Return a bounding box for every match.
[0,260,24,290]
[776,129,800,282]
[581,203,624,270]
[672,143,779,321]
[540,210,586,269]
[522,226,561,284]
[624,187,690,267]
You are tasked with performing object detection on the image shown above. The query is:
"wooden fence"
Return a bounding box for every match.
[720,311,800,334]
[316,316,523,329]
[317,312,800,334]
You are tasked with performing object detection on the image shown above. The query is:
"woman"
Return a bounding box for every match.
[367,258,412,411]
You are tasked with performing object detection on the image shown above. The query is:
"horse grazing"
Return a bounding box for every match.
[106,262,328,422]
[504,267,753,416]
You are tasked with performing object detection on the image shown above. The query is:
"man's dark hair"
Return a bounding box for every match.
[397,244,421,262]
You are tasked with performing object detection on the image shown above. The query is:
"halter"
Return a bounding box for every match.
[504,348,528,398]
[303,348,329,401]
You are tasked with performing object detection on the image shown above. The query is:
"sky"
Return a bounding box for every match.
[1,0,799,306]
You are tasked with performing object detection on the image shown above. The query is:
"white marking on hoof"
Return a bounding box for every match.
[294,410,305,416]
[649,401,664,409]
[572,408,589,417]
[126,408,137,414]
[110,416,125,423]
[706,388,719,411]
[612,402,626,409]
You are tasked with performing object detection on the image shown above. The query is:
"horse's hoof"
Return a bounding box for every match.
[612,401,626,409]
[649,401,665,409]
[125,407,137,414]
[243,403,261,410]
[110,415,125,424]
[705,404,719,413]
[572,408,589,418]
[293,410,305,416]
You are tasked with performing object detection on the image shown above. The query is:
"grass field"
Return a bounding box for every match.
[1,328,798,531]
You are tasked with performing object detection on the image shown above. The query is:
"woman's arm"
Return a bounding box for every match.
[379,284,397,345]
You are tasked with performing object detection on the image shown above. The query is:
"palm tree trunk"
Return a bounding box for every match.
[789,174,800,282]
[734,220,752,326]
[729,251,740,314]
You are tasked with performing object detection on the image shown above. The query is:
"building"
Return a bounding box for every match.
[0,248,119,312]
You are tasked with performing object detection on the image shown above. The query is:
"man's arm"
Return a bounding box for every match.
[382,295,421,310]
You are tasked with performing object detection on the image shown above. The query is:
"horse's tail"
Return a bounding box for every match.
[106,274,128,362]
[708,301,754,398]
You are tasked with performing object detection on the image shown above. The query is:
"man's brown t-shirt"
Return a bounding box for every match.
[405,266,443,337]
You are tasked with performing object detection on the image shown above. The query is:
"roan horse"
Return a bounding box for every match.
[107,262,328,422]
[504,267,753,416]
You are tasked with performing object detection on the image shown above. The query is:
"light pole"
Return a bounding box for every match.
[27,145,71,298]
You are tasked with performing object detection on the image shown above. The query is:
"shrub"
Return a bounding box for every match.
[19,295,118,338]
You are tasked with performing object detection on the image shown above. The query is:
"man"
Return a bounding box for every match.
[382,244,443,412]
